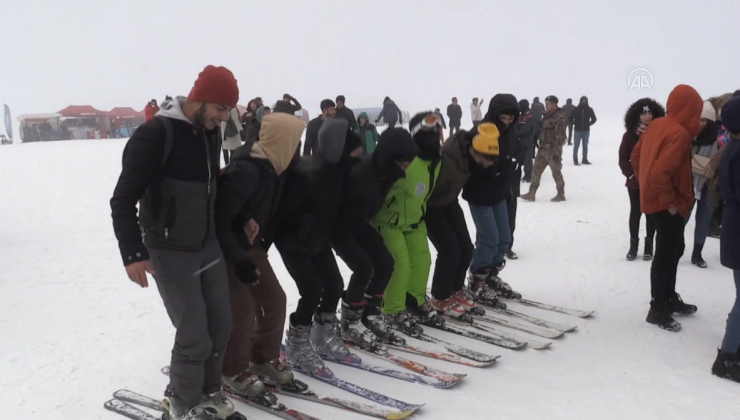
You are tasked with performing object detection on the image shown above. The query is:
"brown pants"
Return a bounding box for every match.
[222,246,287,376]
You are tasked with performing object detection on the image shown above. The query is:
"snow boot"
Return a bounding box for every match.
[339,300,386,353]
[200,392,236,419]
[382,310,424,337]
[582,158,591,165]
[505,249,519,260]
[222,369,265,398]
[362,294,404,345]
[691,244,707,268]
[551,192,566,202]
[711,349,740,382]
[310,312,356,362]
[284,320,326,375]
[520,190,536,202]
[162,398,217,420]
[250,360,294,386]
[646,300,681,332]
[668,293,698,315]
[643,237,654,261]
[626,237,639,261]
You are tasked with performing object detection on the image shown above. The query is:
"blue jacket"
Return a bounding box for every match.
[720,139,740,269]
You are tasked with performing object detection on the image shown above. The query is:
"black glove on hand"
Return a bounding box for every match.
[234,260,260,285]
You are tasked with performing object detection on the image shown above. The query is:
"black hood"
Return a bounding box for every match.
[577,96,589,107]
[518,99,530,113]
[624,98,666,130]
[484,94,520,133]
[372,128,418,184]
[566,98,573,105]
[533,97,541,104]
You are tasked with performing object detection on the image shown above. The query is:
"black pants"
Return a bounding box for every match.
[449,125,460,137]
[332,223,395,304]
[427,201,474,300]
[507,194,517,250]
[473,121,480,129]
[650,210,686,302]
[223,149,232,165]
[628,188,655,239]
[524,145,535,180]
[277,245,344,326]
[567,124,573,143]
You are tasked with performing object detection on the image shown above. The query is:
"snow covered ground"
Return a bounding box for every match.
[1,119,737,420]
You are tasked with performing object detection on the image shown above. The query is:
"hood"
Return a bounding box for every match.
[577,96,589,107]
[357,111,370,126]
[318,118,350,164]
[483,94,520,132]
[383,96,391,105]
[518,99,530,113]
[156,96,193,124]
[666,84,704,139]
[532,97,541,104]
[623,98,666,130]
[249,113,304,175]
[566,98,573,105]
[372,128,418,183]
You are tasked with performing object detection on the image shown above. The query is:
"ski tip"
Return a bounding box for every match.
[579,311,595,318]
[388,409,417,420]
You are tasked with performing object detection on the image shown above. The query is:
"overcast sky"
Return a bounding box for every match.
[1,0,737,136]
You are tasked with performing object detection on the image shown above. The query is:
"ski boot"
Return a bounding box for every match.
[200,392,241,420]
[407,294,449,326]
[284,321,332,377]
[311,312,360,363]
[430,296,473,324]
[451,290,485,316]
[222,368,265,398]
[466,272,507,310]
[250,359,294,386]
[483,266,522,300]
[363,294,405,345]
[339,300,387,353]
[162,394,218,420]
[382,311,424,337]
[669,293,698,315]
[646,300,681,332]
[691,244,708,268]
[626,237,638,261]
[711,350,740,382]
[643,237,654,261]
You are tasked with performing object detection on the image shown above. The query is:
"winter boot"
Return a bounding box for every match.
[691,244,707,268]
[626,237,639,261]
[310,312,356,362]
[161,398,217,420]
[582,158,591,165]
[646,300,681,332]
[643,237,654,261]
[406,294,447,326]
[222,369,266,398]
[284,321,326,375]
[250,360,294,386]
[430,296,467,316]
[382,311,424,337]
[711,350,740,382]
[520,190,536,202]
[466,270,507,309]
[339,300,386,353]
[668,293,698,315]
[200,392,236,419]
[362,294,404,345]
[551,192,566,202]
[574,159,580,166]
[505,249,519,260]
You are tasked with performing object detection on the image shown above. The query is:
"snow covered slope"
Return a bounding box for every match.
[0,119,737,420]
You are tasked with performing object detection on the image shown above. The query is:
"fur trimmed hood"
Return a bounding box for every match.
[624,97,666,131]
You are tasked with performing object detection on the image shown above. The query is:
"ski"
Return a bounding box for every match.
[509,298,595,318]
[385,338,497,368]
[470,312,565,339]
[111,390,247,420]
[411,333,502,363]
[104,399,159,420]
[420,318,527,350]
[483,306,577,333]
[344,343,466,384]
[460,319,552,350]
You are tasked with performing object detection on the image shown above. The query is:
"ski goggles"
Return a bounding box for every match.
[410,114,443,136]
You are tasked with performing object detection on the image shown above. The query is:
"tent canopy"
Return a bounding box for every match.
[17,113,63,122]
[58,105,108,117]
[109,107,144,119]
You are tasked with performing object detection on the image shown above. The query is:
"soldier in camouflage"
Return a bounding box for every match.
[520,95,566,202]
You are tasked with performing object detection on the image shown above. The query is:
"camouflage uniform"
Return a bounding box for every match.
[522,108,566,201]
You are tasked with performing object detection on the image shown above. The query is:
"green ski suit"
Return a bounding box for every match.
[371,156,441,315]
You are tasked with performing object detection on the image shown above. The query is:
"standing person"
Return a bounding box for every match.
[375,96,403,129]
[631,84,702,332]
[561,98,576,145]
[507,100,532,259]
[464,95,521,300]
[712,96,740,382]
[570,96,597,165]
[110,66,241,420]
[531,97,545,123]
[470,97,484,128]
[518,99,536,183]
[520,95,567,202]
[372,113,442,335]
[334,129,418,348]
[447,97,463,137]
[241,100,258,127]
[144,99,159,121]
[277,119,363,374]
[215,113,304,397]
[278,93,302,115]
[687,101,720,268]
[303,99,336,156]
[221,108,243,165]
[619,98,665,261]
[707,92,738,238]
[335,95,358,131]
[426,121,503,314]
[434,107,447,143]
[356,112,380,156]
[244,106,266,145]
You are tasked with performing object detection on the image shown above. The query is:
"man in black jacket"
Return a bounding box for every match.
[561,98,576,145]
[274,93,302,115]
[506,100,534,259]
[214,113,304,398]
[276,118,363,375]
[518,100,536,183]
[333,128,417,350]
[110,66,240,420]
[569,96,597,165]
[335,95,358,131]
[446,97,462,137]
[303,99,336,156]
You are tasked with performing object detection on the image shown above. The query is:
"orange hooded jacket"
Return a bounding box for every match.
[631,84,703,218]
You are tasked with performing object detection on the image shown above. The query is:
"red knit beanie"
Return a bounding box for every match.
[187,65,239,108]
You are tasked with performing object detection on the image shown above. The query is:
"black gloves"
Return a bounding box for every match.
[234,260,260,285]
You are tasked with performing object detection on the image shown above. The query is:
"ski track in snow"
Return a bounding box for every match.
[0,120,737,420]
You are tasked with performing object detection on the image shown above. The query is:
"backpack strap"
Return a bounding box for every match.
[157,116,174,167]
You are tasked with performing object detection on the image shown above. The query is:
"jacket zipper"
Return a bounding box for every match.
[203,131,212,248]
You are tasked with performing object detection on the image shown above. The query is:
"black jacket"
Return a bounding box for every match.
[531,101,545,122]
[569,97,597,131]
[110,115,221,265]
[446,103,463,127]
[214,144,286,265]
[335,106,358,131]
[303,117,323,156]
[561,101,576,122]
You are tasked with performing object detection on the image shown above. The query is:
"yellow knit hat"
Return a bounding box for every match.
[472,122,500,156]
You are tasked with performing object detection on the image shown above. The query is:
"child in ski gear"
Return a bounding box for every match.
[631,84,703,332]
[619,98,665,261]
[356,112,380,156]
[214,113,304,396]
[333,128,418,349]
[274,118,363,374]
[371,112,441,335]
[110,65,240,420]
[521,95,567,202]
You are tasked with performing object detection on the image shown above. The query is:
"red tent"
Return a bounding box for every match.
[58,105,108,117]
[108,107,145,120]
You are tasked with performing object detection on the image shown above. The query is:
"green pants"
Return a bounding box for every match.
[378,225,432,315]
